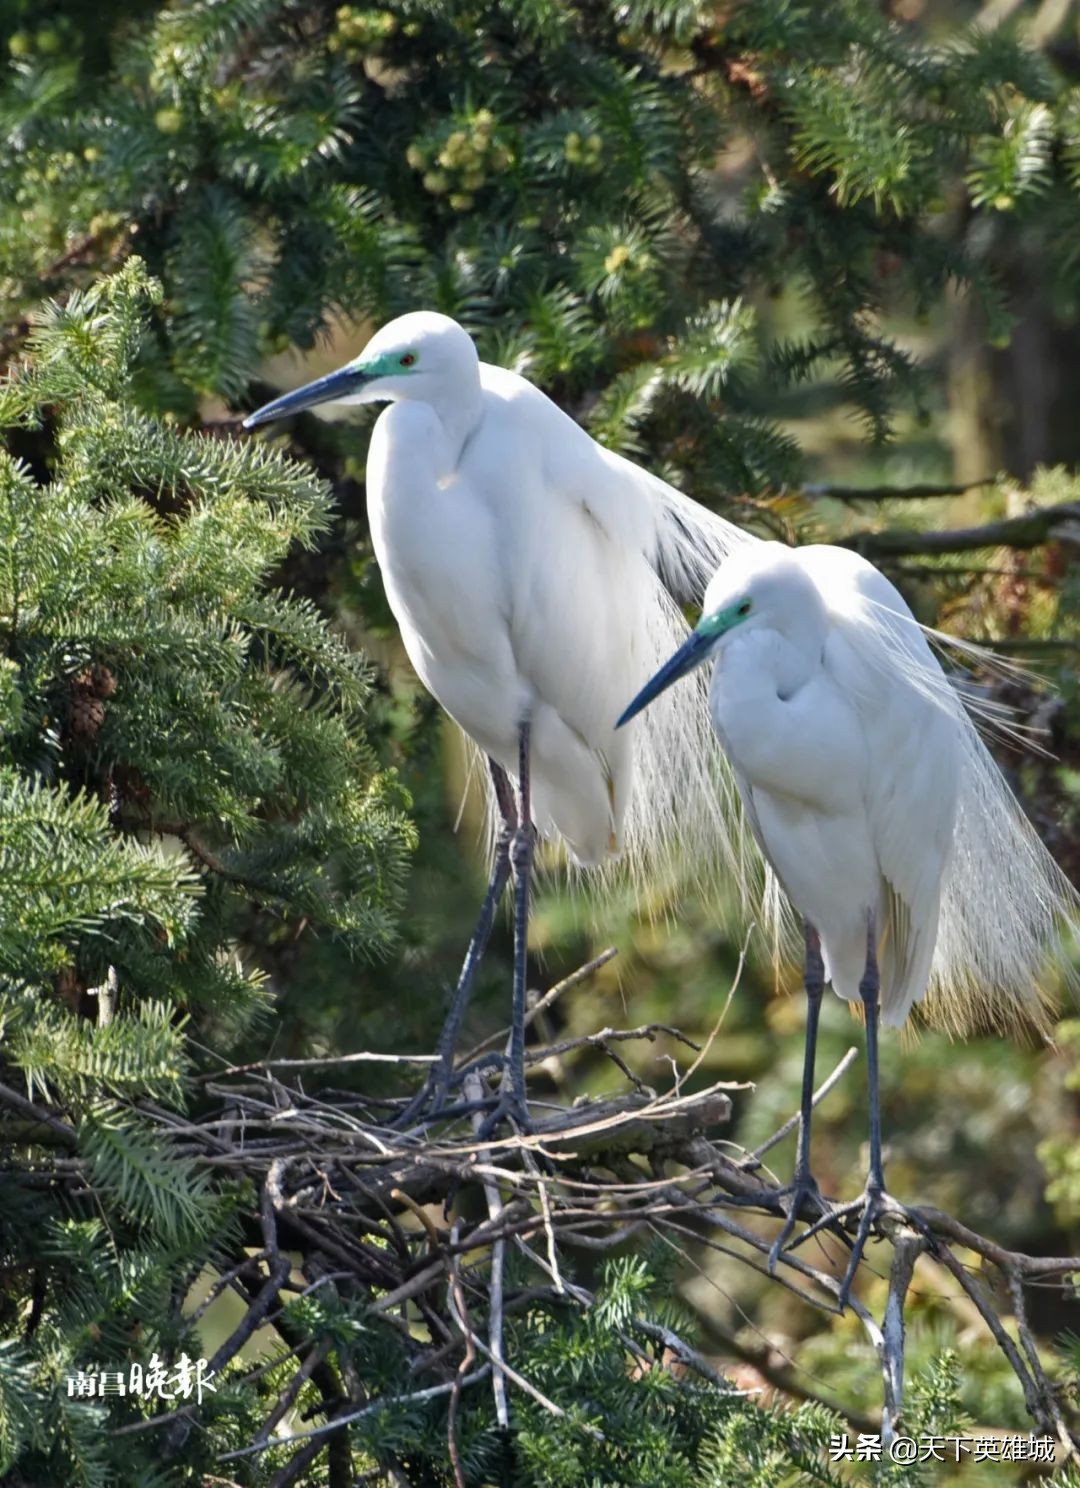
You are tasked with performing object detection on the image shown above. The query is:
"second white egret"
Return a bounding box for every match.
[617,539,1076,1301]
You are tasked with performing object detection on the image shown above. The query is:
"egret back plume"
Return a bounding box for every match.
[618,468,764,908]
[818,556,1076,1036]
[464,462,765,913]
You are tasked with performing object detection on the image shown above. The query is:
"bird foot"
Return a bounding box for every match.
[475,1087,532,1140]
[766,1171,846,1273]
[836,1182,891,1308]
[391,1060,490,1132]
[393,1052,523,1134]
[833,1182,926,1309]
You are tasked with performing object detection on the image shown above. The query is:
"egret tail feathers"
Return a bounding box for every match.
[838,595,1075,1036]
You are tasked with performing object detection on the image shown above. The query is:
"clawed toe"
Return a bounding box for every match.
[476,1091,532,1140]
[766,1174,841,1273]
[836,1184,916,1308]
[391,1067,459,1130]
[392,1064,501,1132]
[393,1084,440,1132]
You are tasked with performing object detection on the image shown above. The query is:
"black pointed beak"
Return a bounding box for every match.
[243,366,371,429]
[616,628,713,728]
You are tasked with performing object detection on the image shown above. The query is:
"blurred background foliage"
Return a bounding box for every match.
[7,0,1080,1479]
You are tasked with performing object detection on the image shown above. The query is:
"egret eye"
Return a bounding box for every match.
[737,600,751,616]
[399,353,417,367]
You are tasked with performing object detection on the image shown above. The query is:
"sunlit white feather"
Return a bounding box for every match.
[360,312,753,893]
[699,542,1074,1031]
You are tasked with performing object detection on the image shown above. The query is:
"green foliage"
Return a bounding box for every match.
[329,1254,845,1487]
[3,2,1080,1483]
[1039,1018,1080,1222]
[0,0,1073,470]
[0,258,412,1484]
[14,0,1076,471]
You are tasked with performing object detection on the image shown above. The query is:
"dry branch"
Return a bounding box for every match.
[5,963,1077,1464]
[841,497,1080,558]
[802,478,995,503]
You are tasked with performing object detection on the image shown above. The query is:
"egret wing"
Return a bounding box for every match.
[809,548,959,1022]
[475,365,759,893]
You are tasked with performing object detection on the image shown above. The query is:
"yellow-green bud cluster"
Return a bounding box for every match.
[408,109,513,211]
[563,130,603,171]
[9,25,64,58]
[603,243,632,275]
[36,149,82,184]
[329,6,397,59]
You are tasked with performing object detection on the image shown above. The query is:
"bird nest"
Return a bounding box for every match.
[20,947,1078,1477]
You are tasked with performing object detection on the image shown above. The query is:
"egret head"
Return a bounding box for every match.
[243,311,479,429]
[616,543,823,727]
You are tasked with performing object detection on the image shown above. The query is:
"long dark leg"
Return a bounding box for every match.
[767,924,829,1270]
[480,721,535,1135]
[839,918,886,1305]
[861,930,886,1195]
[394,760,516,1129]
[794,925,826,1186]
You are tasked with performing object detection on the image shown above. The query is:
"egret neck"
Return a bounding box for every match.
[410,358,483,462]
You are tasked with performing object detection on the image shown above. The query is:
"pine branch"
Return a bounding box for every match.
[841,498,1080,556]
[0,1077,78,1148]
[802,478,996,503]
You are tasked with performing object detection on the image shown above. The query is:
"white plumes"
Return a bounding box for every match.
[611,464,758,899]
[245,310,1075,1039]
[798,547,1076,1034]
[618,537,1076,1035]
[468,460,761,913]
[247,307,765,910]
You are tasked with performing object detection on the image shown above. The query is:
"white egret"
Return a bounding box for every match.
[244,311,752,1130]
[617,539,1076,1301]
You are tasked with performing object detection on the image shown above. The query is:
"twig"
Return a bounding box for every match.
[186,1251,269,1325]
[69,991,1080,1462]
[1007,1269,1078,1453]
[256,1336,334,1448]
[744,1046,859,1168]
[0,1079,78,1147]
[536,1167,563,1295]
[524,1022,701,1068]
[802,478,994,503]
[842,498,1080,559]
[218,1369,493,1461]
[446,1224,474,1488]
[465,1072,509,1429]
[678,925,753,1090]
[461,947,619,1062]
[879,1228,926,1446]
[936,1247,1049,1434]
[693,1311,880,1433]
[267,1437,328,1488]
[200,1051,438,1079]
[446,1275,604,1439]
[391,1187,445,1253]
[517,1231,739,1398]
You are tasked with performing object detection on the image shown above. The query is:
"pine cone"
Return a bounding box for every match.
[91,664,117,699]
[69,692,106,740]
[66,662,116,743]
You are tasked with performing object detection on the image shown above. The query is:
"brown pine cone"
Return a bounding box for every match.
[69,693,106,740]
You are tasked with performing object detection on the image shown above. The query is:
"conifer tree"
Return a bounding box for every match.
[2,0,1075,477]
[3,3,1080,1482]
[0,258,414,1485]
